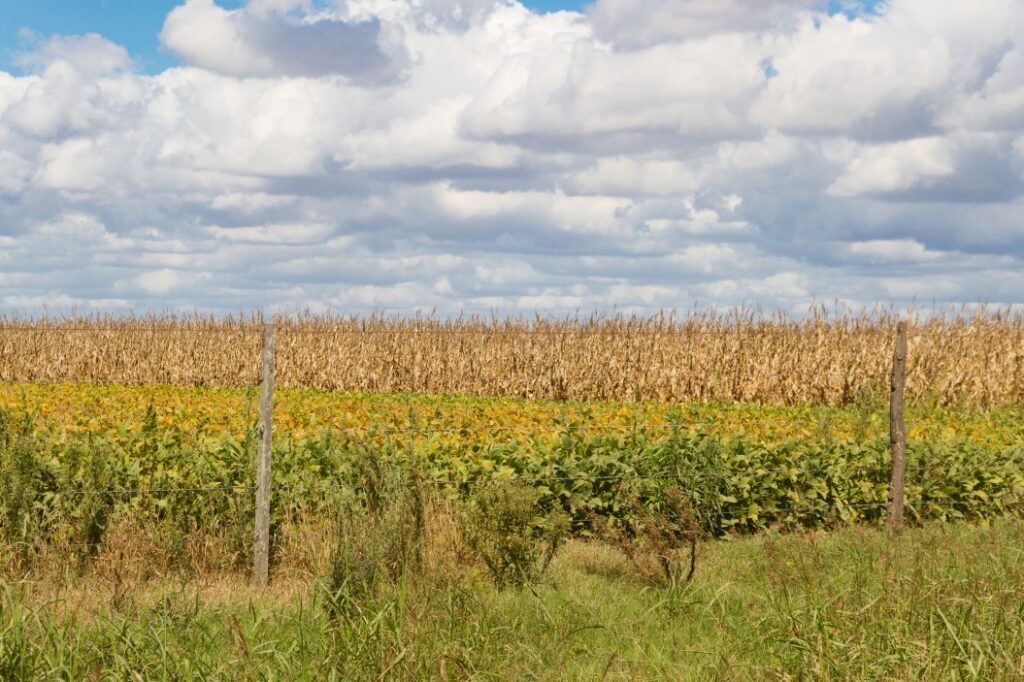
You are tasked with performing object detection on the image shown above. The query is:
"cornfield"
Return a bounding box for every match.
[2,307,1023,406]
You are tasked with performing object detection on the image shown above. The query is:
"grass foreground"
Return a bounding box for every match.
[3,520,1024,680]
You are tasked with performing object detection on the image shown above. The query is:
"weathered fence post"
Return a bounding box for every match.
[254,322,276,586]
[886,321,908,534]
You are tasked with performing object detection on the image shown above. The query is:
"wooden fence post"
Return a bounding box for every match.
[254,322,276,586]
[886,321,908,534]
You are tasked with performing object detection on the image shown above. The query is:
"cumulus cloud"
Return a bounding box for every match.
[0,0,1023,316]
[160,0,408,83]
[826,137,956,197]
[459,35,766,145]
[16,33,132,76]
[588,0,818,49]
[2,34,139,139]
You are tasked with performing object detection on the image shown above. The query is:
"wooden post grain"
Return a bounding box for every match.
[886,321,908,534]
[254,322,276,586]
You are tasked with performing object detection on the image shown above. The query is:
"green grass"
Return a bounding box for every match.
[3,520,1023,680]
[2,384,1023,679]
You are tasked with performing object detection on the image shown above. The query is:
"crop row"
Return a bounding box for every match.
[3,382,1023,451]
[2,404,1021,569]
[3,308,1024,405]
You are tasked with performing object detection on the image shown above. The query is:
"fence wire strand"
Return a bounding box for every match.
[0,325,758,335]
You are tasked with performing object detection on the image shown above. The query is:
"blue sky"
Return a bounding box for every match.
[1,0,879,74]
[0,0,237,73]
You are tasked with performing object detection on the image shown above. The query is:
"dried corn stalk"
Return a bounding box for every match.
[1,307,1021,406]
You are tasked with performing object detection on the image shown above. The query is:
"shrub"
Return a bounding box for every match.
[460,478,570,588]
[591,485,702,583]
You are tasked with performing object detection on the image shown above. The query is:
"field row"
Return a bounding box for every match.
[2,382,1023,449]
[3,310,1024,404]
[2,386,1022,566]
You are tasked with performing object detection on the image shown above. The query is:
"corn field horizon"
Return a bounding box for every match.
[2,305,1023,406]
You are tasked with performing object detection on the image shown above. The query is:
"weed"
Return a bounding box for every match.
[327,448,426,610]
[592,486,702,584]
[460,478,570,588]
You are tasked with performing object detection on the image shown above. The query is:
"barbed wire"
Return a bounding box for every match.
[21,472,891,502]
[0,327,257,333]
[356,422,723,436]
[0,325,780,336]
[0,408,737,433]
[0,408,745,437]
[8,486,1018,558]
[10,500,1008,556]
[44,484,256,497]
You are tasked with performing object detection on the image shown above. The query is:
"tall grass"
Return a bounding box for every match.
[3,522,1023,680]
[2,306,1024,405]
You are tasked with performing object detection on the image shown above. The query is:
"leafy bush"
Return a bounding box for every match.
[592,485,702,583]
[431,429,1024,535]
[0,411,41,553]
[460,478,570,588]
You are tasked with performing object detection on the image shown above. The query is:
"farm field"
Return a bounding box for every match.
[1,381,1023,545]
[3,309,1024,406]
[5,0,1023,675]
[3,381,1024,449]
[2,314,1024,680]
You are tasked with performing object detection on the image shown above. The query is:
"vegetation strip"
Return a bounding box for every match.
[4,308,1024,404]
[3,522,1024,680]
[3,398,1022,566]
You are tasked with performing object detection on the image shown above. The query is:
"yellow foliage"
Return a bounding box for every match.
[1,382,1020,450]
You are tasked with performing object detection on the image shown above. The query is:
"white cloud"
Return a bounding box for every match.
[715,132,802,172]
[588,0,816,48]
[570,157,698,196]
[751,272,810,299]
[434,184,633,236]
[666,244,739,273]
[842,239,942,263]
[162,1,276,76]
[16,33,132,76]
[209,192,298,213]
[208,222,334,243]
[751,0,1023,136]
[460,35,765,142]
[132,269,185,295]
[0,150,31,194]
[940,47,1024,132]
[160,0,408,83]
[826,137,955,197]
[0,0,1022,316]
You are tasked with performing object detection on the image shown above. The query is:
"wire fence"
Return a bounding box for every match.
[6,316,1024,413]
[0,489,898,556]
[0,323,770,333]
[0,324,766,334]
[11,494,1013,558]
[3,322,1022,582]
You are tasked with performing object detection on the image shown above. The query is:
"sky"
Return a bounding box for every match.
[0,0,1020,316]
[1,0,590,73]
